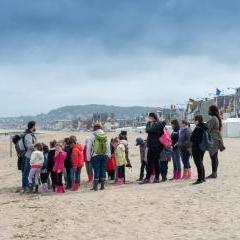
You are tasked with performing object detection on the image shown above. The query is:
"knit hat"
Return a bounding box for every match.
[136,137,144,146]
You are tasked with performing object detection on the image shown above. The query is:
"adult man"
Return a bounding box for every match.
[19,121,37,192]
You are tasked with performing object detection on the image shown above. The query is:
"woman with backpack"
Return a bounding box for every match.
[207,105,225,179]
[87,123,110,191]
[178,120,192,179]
[191,115,208,185]
[140,112,164,184]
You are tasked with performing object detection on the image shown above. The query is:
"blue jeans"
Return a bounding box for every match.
[91,155,107,181]
[22,157,31,190]
[180,148,191,169]
[172,147,181,172]
[72,167,82,184]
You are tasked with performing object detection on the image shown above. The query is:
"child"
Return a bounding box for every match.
[178,120,192,179]
[47,140,57,192]
[170,119,181,180]
[136,137,147,181]
[69,136,84,191]
[28,143,44,193]
[63,138,73,189]
[159,148,172,182]
[40,143,49,192]
[119,132,132,168]
[53,143,67,193]
[106,139,116,181]
[84,138,93,182]
[113,138,127,185]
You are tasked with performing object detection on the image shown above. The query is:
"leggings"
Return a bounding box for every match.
[210,152,219,173]
[117,166,125,179]
[146,147,162,180]
[56,172,63,187]
[192,149,205,181]
[107,170,115,180]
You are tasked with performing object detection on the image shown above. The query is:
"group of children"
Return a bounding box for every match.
[23,129,134,193]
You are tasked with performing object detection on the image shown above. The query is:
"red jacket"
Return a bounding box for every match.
[53,151,67,173]
[72,144,84,167]
[107,154,116,171]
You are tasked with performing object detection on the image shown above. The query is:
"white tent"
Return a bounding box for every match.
[222,118,240,138]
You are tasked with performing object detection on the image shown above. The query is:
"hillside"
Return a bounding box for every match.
[0,104,154,129]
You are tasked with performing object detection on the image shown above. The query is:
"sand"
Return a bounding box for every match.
[0,131,240,240]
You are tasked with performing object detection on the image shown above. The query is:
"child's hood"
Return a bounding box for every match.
[119,140,128,146]
[73,143,83,152]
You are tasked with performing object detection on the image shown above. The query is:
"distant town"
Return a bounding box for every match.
[0,88,239,132]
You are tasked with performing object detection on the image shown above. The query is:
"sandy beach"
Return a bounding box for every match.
[0,131,239,240]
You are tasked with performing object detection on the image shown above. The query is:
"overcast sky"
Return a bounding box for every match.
[0,0,240,117]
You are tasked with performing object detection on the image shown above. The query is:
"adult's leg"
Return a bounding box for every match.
[23,157,31,191]
[99,156,107,182]
[175,148,182,172]
[91,156,100,181]
[140,161,145,180]
[153,148,161,181]
[193,150,204,182]
[146,148,154,180]
[209,152,219,178]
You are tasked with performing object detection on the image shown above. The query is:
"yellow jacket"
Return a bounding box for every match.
[115,143,127,167]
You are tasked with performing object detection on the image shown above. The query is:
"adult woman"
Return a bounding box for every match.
[191,115,208,185]
[178,120,192,179]
[207,105,225,179]
[170,119,181,180]
[141,112,164,184]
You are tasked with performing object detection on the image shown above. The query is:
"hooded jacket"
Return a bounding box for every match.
[86,129,111,161]
[191,123,208,151]
[115,141,128,167]
[72,143,84,167]
[53,150,67,173]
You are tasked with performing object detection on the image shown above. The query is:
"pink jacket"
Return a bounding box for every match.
[53,151,67,173]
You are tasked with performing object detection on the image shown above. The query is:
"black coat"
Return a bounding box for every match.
[47,149,56,172]
[190,123,208,151]
[146,121,164,149]
[171,126,180,149]
[64,146,73,169]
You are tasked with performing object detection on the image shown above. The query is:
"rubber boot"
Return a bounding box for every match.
[186,168,192,179]
[71,184,78,191]
[91,180,98,191]
[34,185,39,194]
[176,171,182,180]
[100,181,105,190]
[170,170,176,180]
[182,169,188,179]
[28,183,33,193]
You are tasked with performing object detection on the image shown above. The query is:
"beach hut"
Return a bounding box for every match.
[222,118,240,138]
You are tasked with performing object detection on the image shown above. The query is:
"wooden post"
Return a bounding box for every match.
[10,135,13,158]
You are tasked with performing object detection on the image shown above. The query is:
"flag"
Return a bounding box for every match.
[216,88,221,96]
